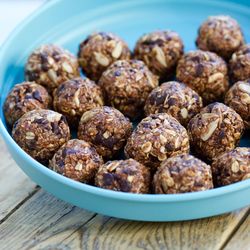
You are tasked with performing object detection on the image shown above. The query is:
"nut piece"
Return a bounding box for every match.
[188,102,244,161]
[212,147,250,186]
[125,113,190,170]
[176,50,229,104]
[99,60,159,119]
[49,139,103,183]
[78,32,130,81]
[53,77,104,128]
[196,15,244,60]
[144,81,203,127]
[153,154,213,194]
[78,106,132,159]
[4,81,51,127]
[95,159,150,193]
[134,30,184,80]
[225,80,250,129]
[12,109,70,164]
[229,44,250,82]
[25,44,79,92]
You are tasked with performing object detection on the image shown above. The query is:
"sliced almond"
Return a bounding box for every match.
[73,89,80,108]
[108,162,119,171]
[201,119,219,141]
[153,46,167,67]
[238,83,250,94]
[141,141,152,153]
[80,110,97,123]
[112,42,123,58]
[47,69,57,83]
[208,72,224,83]
[231,161,240,173]
[62,62,73,73]
[94,52,110,66]
[180,108,188,119]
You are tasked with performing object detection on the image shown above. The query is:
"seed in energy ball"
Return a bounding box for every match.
[124,113,190,170]
[95,159,150,193]
[211,147,250,186]
[99,60,159,119]
[78,106,132,159]
[153,154,213,194]
[53,77,104,127]
[12,109,70,164]
[196,15,244,60]
[4,81,51,127]
[134,30,184,80]
[176,50,229,104]
[187,102,244,162]
[25,44,79,92]
[144,81,203,127]
[225,80,250,129]
[49,139,103,183]
[78,32,131,81]
[229,44,250,82]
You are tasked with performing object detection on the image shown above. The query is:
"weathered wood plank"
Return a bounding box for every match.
[0,136,37,222]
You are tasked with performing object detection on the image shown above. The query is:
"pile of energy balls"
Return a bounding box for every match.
[4,15,250,194]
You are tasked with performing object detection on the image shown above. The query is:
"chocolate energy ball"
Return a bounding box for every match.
[134,30,184,80]
[212,147,250,186]
[196,15,244,60]
[187,102,244,161]
[53,77,104,127]
[153,154,213,194]
[124,113,190,170]
[4,81,51,127]
[229,44,250,82]
[99,60,159,119]
[49,139,103,183]
[225,80,250,129]
[78,106,132,159]
[78,32,131,81]
[25,44,79,92]
[12,109,70,164]
[95,159,150,193]
[176,50,229,104]
[144,81,203,127]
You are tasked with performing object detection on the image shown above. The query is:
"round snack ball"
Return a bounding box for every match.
[176,50,229,104]
[187,102,244,161]
[4,81,51,127]
[124,113,190,170]
[95,159,150,193]
[196,15,244,60]
[49,139,103,183]
[211,147,250,186]
[99,60,159,119]
[134,30,184,80]
[153,154,213,194]
[12,109,70,164]
[25,44,79,92]
[53,77,104,127]
[144,81,203,127]
[225,80,250,129]
[78,106,132,159]
[229,44,250,82]
[78,32,130,81]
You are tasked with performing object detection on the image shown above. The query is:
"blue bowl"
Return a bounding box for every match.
[1,0,250,221]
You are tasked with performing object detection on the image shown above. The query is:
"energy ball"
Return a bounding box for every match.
[95,159,150,193]
[176,50,229,104]
[196,15,244,60]
[153,154,213,194]
[212,147,250,186]
[25,44,79,92]
[78,106,132,159]
[78,32,130,81]
[134,30,184,80]
[225,80,250,129]
[144,81,203,127]
[99,60,159,119]
[49,139,103,183]
[12,109,70,164]
[124,113,190,170]
[4,81,51,127]
[187,102,244,161]
[229,44,250,82]
[53,77,104,127]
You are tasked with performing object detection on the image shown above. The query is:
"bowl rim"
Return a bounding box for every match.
[0,0,250,203]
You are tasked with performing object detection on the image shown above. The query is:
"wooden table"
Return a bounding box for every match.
[0,136,249,250]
